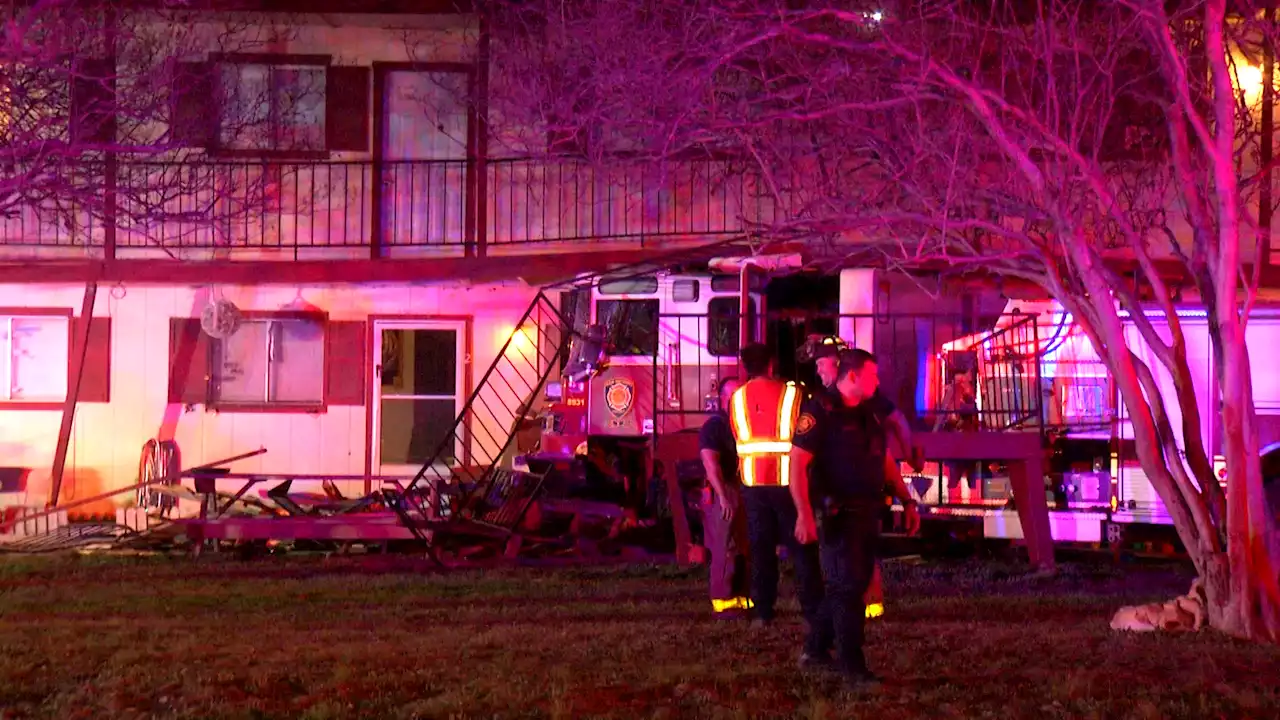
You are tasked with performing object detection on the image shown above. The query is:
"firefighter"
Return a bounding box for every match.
[698,376,751,615]
[798,334,923,470]
[729,344,826,641]
[789,348,922,688]
[796,334,890,621]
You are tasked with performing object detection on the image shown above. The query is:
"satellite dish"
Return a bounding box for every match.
[200,298,242,339]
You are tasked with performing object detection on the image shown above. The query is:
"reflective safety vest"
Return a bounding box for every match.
[728,378,801,487]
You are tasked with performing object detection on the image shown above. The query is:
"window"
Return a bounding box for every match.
[709,274,764,293]
[708,297,756,357]
[0,315,69,402]
[218,60,326,152]
[168,317,363,410]
[596,299,659,356]
[671,279,700,302]
[170,59,369,154]
[211,317,325,408]
[598,276,659,295]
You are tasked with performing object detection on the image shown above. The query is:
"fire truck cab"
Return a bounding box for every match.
[536,271,766,515]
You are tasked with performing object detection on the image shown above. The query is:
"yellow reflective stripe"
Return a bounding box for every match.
[741,456,791,487]
[712,597,754,612]
[737,441,793,454]
[779,382,799,438]
[731,387,751,442]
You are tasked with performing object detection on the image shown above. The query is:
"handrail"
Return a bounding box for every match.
[2,157,763,253]
[1,447,266,532]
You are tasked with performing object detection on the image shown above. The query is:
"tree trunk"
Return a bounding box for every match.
[1216,340,1280,642]
[1077,282,1278,642]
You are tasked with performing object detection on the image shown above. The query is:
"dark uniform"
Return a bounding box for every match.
[697,410,750,613]
[792,390,890,678]
[801,379,891,620]
[729,378,825,636]
[742,478,826,632]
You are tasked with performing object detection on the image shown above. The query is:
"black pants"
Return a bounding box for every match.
[743,487,826,647]
[817,501,881,674]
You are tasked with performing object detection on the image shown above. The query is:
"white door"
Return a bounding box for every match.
[372,320,467,478]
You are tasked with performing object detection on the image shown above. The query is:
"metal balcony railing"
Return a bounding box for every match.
[0,157,771,258]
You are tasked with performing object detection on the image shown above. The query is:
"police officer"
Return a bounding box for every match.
[698,376,751,615]
[789,348,921,688]
[729,344,825,639]
[797,334,894,621]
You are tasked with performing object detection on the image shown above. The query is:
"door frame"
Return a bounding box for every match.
[363,314,473,494]
[370,61,479,258]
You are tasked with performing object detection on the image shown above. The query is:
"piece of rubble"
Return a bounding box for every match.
[1110,578,1206,632]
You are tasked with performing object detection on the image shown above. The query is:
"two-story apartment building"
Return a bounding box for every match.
[0,0,759,519]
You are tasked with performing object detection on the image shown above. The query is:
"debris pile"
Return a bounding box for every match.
[1109,578,1206,633]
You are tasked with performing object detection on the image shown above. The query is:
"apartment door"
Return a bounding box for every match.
[372,320,467,477]
[379,69,470,247]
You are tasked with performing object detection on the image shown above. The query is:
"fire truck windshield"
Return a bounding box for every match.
[597,299,659,356]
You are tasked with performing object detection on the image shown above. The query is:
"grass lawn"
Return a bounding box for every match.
[1,552,1279,719]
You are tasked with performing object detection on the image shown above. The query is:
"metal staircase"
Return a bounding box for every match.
[387,290,578,540]
[970,314,1045,432]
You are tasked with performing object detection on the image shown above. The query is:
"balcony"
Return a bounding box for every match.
[0,157,771,264]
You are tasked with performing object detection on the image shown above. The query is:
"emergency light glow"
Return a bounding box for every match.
[1116,309,1210,319]
[499,324,537,355]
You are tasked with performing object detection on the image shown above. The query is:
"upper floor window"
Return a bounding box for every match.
[218,61,326,152]
[170,55,370,157]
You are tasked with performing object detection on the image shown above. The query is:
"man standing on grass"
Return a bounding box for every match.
[698,376,751,616]
[728,344,825,638]
[797,334,922,621]
[789,348,921,689]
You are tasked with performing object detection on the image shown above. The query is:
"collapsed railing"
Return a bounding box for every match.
[380,291,576,556]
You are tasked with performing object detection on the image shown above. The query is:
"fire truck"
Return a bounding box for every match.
[530,262,1051,555]
[925,298,1280,550]
[533,269,766,530]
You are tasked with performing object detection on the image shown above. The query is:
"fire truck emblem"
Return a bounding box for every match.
[603,377,636,418]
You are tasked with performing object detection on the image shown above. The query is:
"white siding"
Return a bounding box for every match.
[0,280,541,516]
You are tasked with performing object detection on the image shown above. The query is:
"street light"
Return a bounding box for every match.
[1237,63,1264,100]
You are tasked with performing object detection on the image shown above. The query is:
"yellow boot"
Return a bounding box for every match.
[864,561,885,620]
[711,597,753,614]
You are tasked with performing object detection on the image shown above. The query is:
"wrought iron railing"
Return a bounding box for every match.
[644,309,1049,433]
[0,157,767,257]
[387,291,570,538]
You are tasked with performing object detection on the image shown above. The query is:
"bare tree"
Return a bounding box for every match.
[466,0,1280,641]
[1,0,301,252]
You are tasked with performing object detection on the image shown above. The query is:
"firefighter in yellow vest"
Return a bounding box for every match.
[730,344,828,647]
